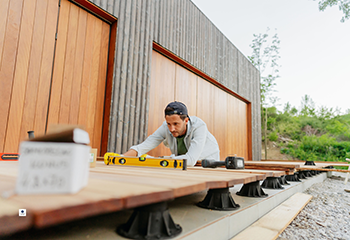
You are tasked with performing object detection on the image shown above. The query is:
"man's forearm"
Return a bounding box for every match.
[123,149,138,156]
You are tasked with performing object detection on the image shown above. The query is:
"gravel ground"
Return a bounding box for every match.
[277,172,350,240]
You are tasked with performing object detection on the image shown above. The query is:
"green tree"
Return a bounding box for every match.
[300,95,316,117]
[317,0,350,22]
[248,28,281,160]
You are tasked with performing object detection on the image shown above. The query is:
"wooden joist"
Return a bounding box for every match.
[231,192,312,240]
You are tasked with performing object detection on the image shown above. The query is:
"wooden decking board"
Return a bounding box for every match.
[231,192,312,240]
[91,166,229,189]
[89,171,207,198]
[92,163,235,188]
[229,169,285,177]
[188,167,268,180]
[298,167,350,173]
[0,161,271,234]
[0,199,33,236]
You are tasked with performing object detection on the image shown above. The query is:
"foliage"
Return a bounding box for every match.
[248,28,281,106]
[265,95,350,162]
[317,0,350,22]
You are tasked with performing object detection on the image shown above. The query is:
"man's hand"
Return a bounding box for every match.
[123,149,138,156]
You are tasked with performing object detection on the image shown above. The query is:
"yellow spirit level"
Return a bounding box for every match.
[0,153,19,161]
[104,153,187,170]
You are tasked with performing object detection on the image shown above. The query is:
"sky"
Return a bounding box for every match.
[191,0,350,114]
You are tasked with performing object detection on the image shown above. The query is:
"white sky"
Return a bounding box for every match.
[191,0,350,114]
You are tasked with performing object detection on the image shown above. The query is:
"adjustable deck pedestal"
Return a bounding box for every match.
[236,181,268,197]
[285,173,301,182]
[278,175,290,185]
[304,170,313,177]
[261,177,284,189]
[117,202,182,239]
[297,171,307,179]
[305,161,316,166]
[197,187,240,211]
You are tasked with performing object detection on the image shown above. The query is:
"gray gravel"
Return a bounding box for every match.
[278,172,350,240]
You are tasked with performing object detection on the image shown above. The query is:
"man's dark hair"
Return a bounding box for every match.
[165,106,188,121]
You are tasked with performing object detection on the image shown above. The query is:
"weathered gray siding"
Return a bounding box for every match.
[89,0,261,160]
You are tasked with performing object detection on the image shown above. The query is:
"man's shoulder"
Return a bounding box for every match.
[189,116,206,126]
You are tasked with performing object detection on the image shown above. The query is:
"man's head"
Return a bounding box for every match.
[164,101,189,137]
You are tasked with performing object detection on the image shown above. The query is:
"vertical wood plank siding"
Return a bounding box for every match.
[90,0,261,160]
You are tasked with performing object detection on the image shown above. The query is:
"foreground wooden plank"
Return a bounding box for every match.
[231,192,312,240]
[0,199,32,237]
[8,178,173,228]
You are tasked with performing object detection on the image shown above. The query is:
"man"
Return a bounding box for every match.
[123,101,220,166]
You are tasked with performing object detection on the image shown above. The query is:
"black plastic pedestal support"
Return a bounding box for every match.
[305,161,316,166]
[236,180,268,198]
[197,187,240,211]
[296,171,307,179]
[285,173,301,182]
[261,177,284,189]
[304,170,313,177]
[278,175,290,185]
[117,201,182,239]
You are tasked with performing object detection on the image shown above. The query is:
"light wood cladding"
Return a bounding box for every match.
[0,0,58,152]
[48,0,110,155]
[147,51,250,160]
[0,0,111,155]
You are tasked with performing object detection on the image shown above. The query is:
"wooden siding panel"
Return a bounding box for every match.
[4,0,36,152]
[0,0,10,67]
[127,0,142,149]
[121,0,137,152]
[92,21,110,151]
[0,0,24,152]
[114,0,132,152]
[139,0,152,143]
[19,0,48,145]
[85,18,102,145]
[131,0,146,148]
[174,65,197,116]
[58,3,79,124]
[213,86,227,160]
[69,9,87,124]
[33,0,59,137]
[78,13,95,128]
[196,80,214,134]
[47,0,70,127]
[147,51,175,157]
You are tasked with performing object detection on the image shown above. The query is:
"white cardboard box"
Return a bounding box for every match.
[16,141,91,195]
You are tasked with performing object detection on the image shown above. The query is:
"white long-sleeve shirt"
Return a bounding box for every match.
[130,116,220,166]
